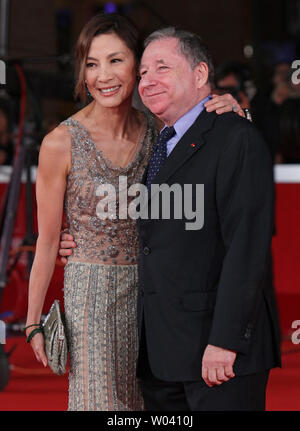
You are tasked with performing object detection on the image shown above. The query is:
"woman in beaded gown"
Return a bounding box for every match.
[61,111,155,411]
[25,13,244,411]
[25,14,155,411]
[61,115,154,411]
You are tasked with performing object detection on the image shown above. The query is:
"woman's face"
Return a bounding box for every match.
[85,32,137,109]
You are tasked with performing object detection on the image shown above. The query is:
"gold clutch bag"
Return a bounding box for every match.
[43,300,68,375]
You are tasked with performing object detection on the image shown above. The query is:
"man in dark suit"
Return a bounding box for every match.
[59,27,281,410]
[135,27,281,411]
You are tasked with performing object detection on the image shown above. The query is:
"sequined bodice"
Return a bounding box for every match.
[62,115,156,265]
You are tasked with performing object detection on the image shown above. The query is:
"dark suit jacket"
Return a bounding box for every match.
[136,109,281,382]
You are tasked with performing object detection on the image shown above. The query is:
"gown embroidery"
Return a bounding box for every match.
[61,114,157,410]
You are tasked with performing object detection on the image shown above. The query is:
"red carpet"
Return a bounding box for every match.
[0,336,68,411]
[266,341,300,411]
[0,182,299,410]
[0,336,299,411]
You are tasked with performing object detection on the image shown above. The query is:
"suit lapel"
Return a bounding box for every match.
[145,110,217,200]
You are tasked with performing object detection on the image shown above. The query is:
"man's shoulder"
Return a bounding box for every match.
[211,112,271,162]
[212,111,255,132]
[191,110,257,140]
[205,111,264,145]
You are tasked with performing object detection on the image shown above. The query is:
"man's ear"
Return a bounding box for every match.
[195,62,209,89]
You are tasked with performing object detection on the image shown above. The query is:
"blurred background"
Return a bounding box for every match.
[0,0,299,411]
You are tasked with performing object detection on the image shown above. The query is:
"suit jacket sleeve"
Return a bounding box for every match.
[208,121,274,355]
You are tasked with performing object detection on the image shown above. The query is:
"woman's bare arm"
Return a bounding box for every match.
[25,125,71,364]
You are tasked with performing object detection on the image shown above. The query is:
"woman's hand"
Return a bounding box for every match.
[26,329,48,368]
[205,93,245,117]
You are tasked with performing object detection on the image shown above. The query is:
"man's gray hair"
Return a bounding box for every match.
[144,27,215,85]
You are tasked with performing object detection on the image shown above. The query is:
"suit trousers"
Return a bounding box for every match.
[138,322,270,411]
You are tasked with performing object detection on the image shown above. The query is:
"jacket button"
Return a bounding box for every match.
[244,328,252,339]
[143,246,150,255]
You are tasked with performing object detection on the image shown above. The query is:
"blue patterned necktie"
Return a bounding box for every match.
[146,126,175,190]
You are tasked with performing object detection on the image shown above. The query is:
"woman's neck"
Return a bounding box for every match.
[83,99,139,140]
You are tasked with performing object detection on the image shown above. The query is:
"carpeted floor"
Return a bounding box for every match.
[266,341,300,411]
[0,335,68,411]
[0,336,299,411]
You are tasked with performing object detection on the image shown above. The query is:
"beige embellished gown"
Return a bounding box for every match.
[61,114,156,411]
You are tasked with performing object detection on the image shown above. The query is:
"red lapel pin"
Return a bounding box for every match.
[191,143,196,148]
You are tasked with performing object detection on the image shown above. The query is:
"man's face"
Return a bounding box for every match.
[138,37,207,125]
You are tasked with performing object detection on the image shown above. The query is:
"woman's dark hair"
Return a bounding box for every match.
[75,13,142,102]
[279,98,300,163]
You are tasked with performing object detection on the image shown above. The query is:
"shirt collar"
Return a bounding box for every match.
[161,95,212,139]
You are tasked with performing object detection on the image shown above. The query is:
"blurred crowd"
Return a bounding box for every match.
[0,98,14,166]
[214,60,300,164]
[0,59,299,168]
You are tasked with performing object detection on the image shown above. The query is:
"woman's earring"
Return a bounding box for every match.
[85,83,92,99]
